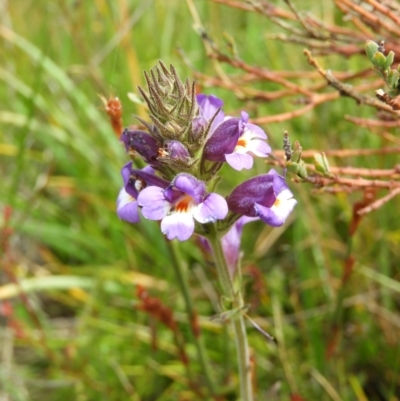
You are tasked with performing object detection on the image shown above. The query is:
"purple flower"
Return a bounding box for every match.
[120,128,160,165]
[227,169,296,226]
[204,112,270,170]
[117,162,168,223]
[137,173,228,241]
[224,112,271,171]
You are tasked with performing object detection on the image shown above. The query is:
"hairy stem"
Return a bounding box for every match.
[207,230,253,401]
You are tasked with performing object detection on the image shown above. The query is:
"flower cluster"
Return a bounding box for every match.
[116,62,296,247]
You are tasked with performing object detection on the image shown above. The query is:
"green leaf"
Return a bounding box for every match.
[371,51,386,69]
[365,40,379,61]
[356,265,400,293]
[314,152,331,175]
[0,275,120,300]
[385,51,395,69]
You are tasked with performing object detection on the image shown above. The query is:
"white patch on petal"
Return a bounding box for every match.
[233,128,269,158]
[277,188,293,202]
[134,178,146,192]
[117,188,135,210]
[233,129,253,153]
[161,211,195,241]
[270,189,297,221]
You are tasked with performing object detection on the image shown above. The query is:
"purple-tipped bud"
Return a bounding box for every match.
[120,128,160,164]
[164,140,190,161]
[204,118,243,162]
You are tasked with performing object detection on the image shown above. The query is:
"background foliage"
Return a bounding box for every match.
[1,0,399,400]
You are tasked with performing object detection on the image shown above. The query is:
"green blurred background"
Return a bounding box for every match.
[1,1,399,400]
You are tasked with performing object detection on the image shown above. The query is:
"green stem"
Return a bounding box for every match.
[167,240,217,397]
[207,230,253,401]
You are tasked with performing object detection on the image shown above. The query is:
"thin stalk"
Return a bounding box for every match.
[167,240,217,397]
[207,230,253,401]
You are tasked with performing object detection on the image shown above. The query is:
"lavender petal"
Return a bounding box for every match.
[193,193,228,223]
[197,94,224,125]
[255,191,297,226]
[172,173,206,202]
[121,162,132,186]
[138,186,170,220]
[269,170,290,195]
[254,203,285,227]
[247,139,271,157]
[246,123,267,139]
[161,213,195,241]
[225,152,254,171]
[117,188,140,223]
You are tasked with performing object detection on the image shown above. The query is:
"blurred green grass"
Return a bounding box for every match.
[1,1,400,400]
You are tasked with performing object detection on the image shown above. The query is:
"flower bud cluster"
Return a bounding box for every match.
[117,63,297,242]
[365,40,400,108]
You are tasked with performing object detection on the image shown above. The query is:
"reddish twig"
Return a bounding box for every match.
[273,146,400,158]
[337,0,400,37]
[136,285,189,366]
[364,0,400,25]
[345,115,400,129]
[100,95,124,137]
[357,186,400,215]
[304,49,400,115]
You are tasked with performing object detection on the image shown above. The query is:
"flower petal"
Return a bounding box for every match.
[246,139,271,158]
[240,111,249,123]
[138,186,170,220]
[227,174,276,216]
[117,188,140,223]
[172,173,206,202]
[270,170,290,195]
[254,203,282,226]
[255,196,297,227]
[134,169,170,189]
[225,152,254,171]
[197,94,224,124]
[193,193,228,223]
[121,162,132,186]
[123,164,169,198]
[204,118,242,162]
[246,123,267,139]
[161,213,195,241]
